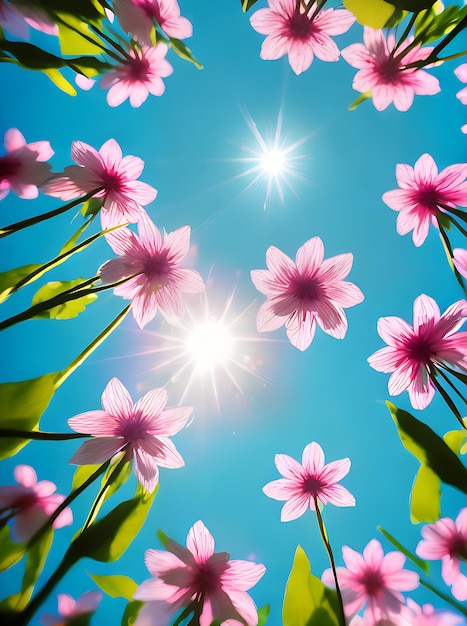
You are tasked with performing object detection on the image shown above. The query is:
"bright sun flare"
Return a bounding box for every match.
[186,320,233,372]
[260,149,285,176]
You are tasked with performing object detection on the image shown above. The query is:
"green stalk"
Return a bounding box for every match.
[0,429,86,441]
[402,14,467,69]
[393,12,419,55]
[0,192,99,238]
[420,578,467,617]
[430,374,465,428]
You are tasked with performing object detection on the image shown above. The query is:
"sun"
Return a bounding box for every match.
[260,149,286,176]
[185,320,233,372]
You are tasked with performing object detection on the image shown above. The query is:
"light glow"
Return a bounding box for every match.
[260,149,285,176]
[185,320,233,372]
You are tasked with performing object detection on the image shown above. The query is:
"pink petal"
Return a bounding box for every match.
[14,464,37,487]
[301,441,325,475]
[102,377,134,420]
[69,437,124,465]
[187,521,215,564]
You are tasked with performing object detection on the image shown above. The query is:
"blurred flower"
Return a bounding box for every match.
[250,236,364,351]
[100,44,173,108]
[263,441,355,522]
[40,138,157,226]
[403,599,465,626]
[454,63,467,133]
[133,520,266,626]
[250,0,355,75]
[40,591,102,626]
[322,539,419,625]
[342,28,440,111]
[99,214,205,328]
[382,154,467,247]
[0,0,57,39]
[453,248,467,279]
[113,0,192,45]
[367,294,467,410]
[416,508,467,601]
[68,377,192,493]
[0,127,53,200]
[0,465,72,542]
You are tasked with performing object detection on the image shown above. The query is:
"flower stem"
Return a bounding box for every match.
[430,373,466,428]
[437,220,467,295]
[0,192,100,238]
[435,366,467,405]
[420,577,467,618]
[394,12,418,54]
[402,14,467,69]
[0,429,86,441]
[313,497,347,626]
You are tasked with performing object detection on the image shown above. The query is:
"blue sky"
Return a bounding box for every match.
[1,1,466,623]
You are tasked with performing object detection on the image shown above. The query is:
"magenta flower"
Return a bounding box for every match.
[322,539,419,625]
[99,214,205,328]
[263,441,355,522]
[68,377,192,493]
[368,294,467,410]
[382,154,467,247]
[40,138,157,226]
[133,520,266,626]
[0,127,53,200]
[114,0,192,46]
[100,44,173,108]
[250,1,355,75]
[0,0,57,39]
[0,465,72,542]
[250,236,364,351]
[342,28,440,111]
[416,508,467,601]
[453,248,467,280]
[40,591,102,626]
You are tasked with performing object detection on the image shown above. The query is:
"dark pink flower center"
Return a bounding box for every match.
[303,475,324,496]
[101,169,124,193]
[288,11,313,40]
[412,186,441,212]
[291,276,321,304]
[126,55,150,82]
[359,569,384,597]
[449,535,467,561]
[190,561,223,594]
[13,492,38,511]
[116,412,151,442]
[143,254,171,289]
[377,55,402,83]
[0,156,21,181]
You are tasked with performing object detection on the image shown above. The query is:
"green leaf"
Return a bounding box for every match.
[0,529,53,611]
[121,600,143,626]
[68,485,158,563]
[348,91,372,111]
[0,373,59,459]
[0,527,26,572]
[43,68,77,95]
[414,4,467,44]
[81,197,103,218]
[387,402,467,495]
[31,279,97,320]
[71,464,101,492]
[19,0,104,21]
[57,14,104,55]
[282,545,342,626]
[385,0,437,11]
[241,0,259,11]
[0,39,65,69]
[89,574,138,600]
[169,38,204,69]
[258,605,270,626]
[0,264,42,303]
[343,0,395,28]
[377,526,429,572]
[410,464,441,523]
[444,420,467,455]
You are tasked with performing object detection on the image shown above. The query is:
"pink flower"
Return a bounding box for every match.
[382,154,467,247]
[416,508,467,601]
[113,0,192,45]
[40,591,102,626]
[100,44,173,107]
[250,1,355,75]
[40,138,157,226]
[99,214,205,328]
[0,128,53,200]
[322,539,419,625]
[250,236,364,351]
[133,520,266,626]
[263,441,355,522]
[0,465,72,542]
[342,28,440,111]
[453,248,467,279]
[367,294,467,410]
[403,599,465,626]
[68,377,192,493]
[454,63,467,105]
[0,0,58,39]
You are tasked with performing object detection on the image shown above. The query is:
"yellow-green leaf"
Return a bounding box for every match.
[343,0,395,28]
[43,68,77,95]
[31,279,97,320]
[444,420,467,456]
[410,464,441,524]
[57,14,104,55]
[89,574,138,600]
[0,264,42,303]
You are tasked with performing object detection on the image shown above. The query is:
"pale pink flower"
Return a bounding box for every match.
[263,441,355,522]
[403,599,465,626]
[250,236,364,351]
[454,63,467,105]
[68,377,192,493]
[342,28,440,111]
[133,520,266,626]
[250,1,355,75]
[382,154,467,247]
[99,214,205,328]
[40,138,157,226]
[0,465,72,542]
[100,44,173,108]
[416,508,467,601]
[322,539,419,625]
[0,0,57,39]
[368,294,467,410]
[453,248,467,279]
[0,128,53,200]
[113,0,192,46]
[40,591,102,626]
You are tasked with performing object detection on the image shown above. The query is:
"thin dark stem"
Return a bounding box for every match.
[393,12,418,55]
[0,191,100,238]
[89,23,132,61]
[313,497,347,626]
[430,374,466,428]
[420,578,467,617]
[0,429,86,441]
[437,220,467,295]
[434,366,467,405]
[402,14,467,69]
[437,202,467,225]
